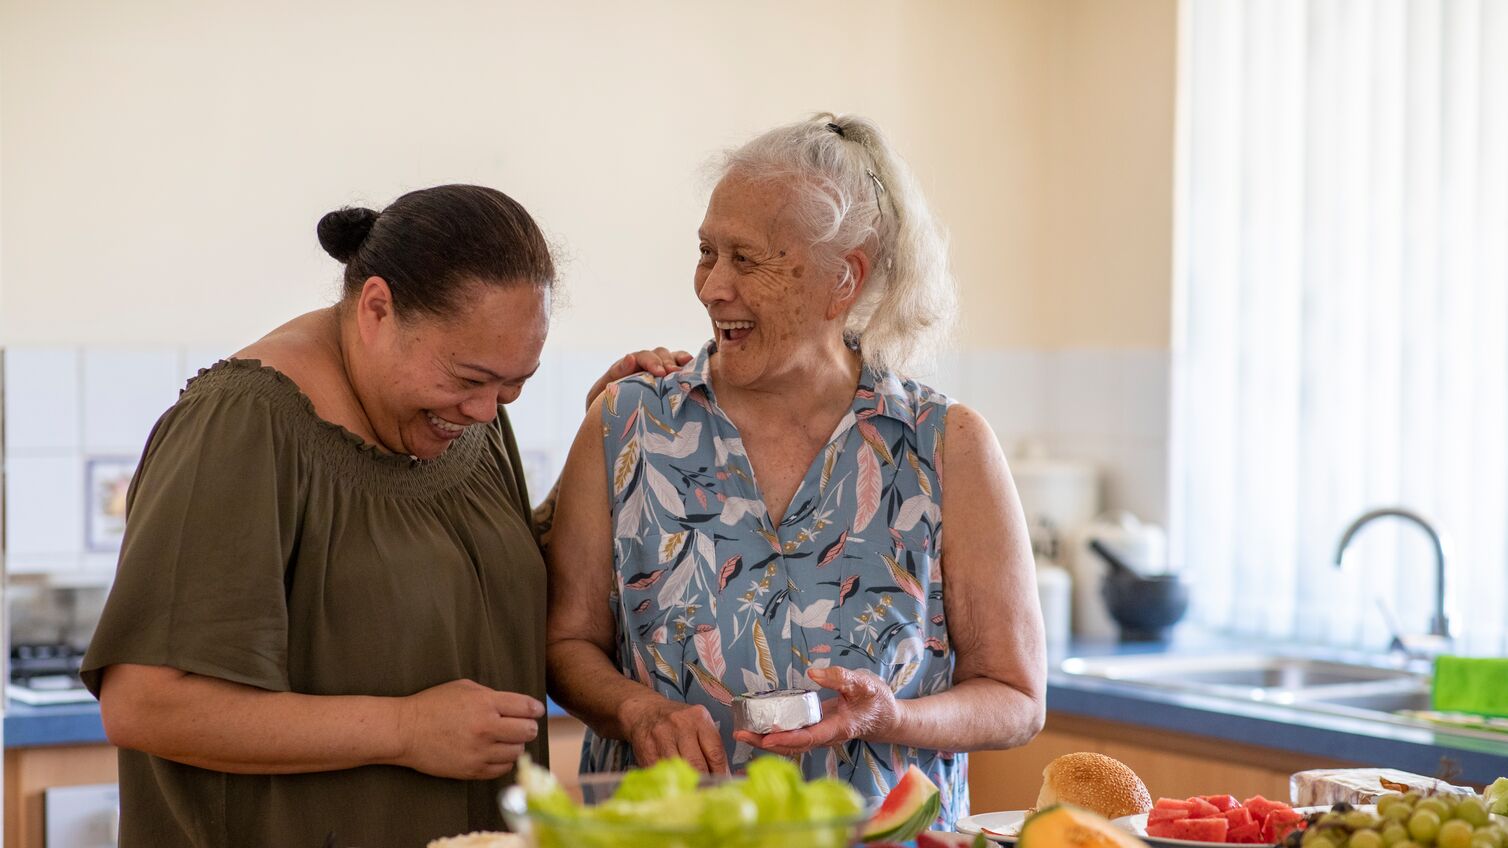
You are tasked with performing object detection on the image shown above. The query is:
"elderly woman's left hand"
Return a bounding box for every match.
[733,666,901,757]
[585,348,693,411]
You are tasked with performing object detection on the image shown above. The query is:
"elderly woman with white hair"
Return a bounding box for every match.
[546,114,1046,827]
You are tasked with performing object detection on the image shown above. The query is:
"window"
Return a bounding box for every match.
[1173,0,1508,654]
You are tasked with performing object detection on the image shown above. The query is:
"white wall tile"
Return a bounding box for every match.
[1103,438,1170,526]
[5,454,84,559]
[1118,350,1171,440]
[179,344,237,386]
[1045,349,1120,439]
[81,348,182,454]
[964,349,1046,450]
[3,347,82,452]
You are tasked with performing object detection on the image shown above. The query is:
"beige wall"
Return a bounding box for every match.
[0,0,1175,352]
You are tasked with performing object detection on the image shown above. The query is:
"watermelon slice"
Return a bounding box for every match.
[1201,794,1240,813]
[860,765,941,843]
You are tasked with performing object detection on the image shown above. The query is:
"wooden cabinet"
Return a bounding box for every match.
[4,744,118,848]
[1,719,591,848]
[967,711,1355,814]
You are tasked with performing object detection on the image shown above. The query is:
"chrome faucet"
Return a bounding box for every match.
[1335,507,1452,653]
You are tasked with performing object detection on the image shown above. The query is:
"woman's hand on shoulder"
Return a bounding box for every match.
[732,666,901,757]
[584,348,693,411]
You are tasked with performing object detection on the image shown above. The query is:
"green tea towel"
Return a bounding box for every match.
[1433,656,1508,717]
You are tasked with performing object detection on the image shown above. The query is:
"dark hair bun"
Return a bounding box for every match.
[316,207,379,263]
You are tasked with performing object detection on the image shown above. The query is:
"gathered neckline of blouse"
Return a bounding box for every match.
[182,358,491,498]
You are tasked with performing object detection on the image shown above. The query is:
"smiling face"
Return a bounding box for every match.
[695,173,856,391]
[353,278,549,459]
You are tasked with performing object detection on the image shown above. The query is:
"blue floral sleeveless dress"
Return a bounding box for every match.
[580,342,966,827]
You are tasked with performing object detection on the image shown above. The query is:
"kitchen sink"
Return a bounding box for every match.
[1060,654,1421,695]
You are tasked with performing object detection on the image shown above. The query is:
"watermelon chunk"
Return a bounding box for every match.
[1220,806,1254,829]
[1241,795,1290,821]
[1166,817,1230,842]
[1226,821,1264,843]
[1154,798,1201,812]
[1148,808,1192,825]
[1201,794,1240,812]
[1185,797,1222,818]
[1261,808,1307,843]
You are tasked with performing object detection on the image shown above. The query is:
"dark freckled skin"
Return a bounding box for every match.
[792,265,805,279]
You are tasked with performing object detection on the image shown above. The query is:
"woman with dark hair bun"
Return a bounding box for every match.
[80,184,686,847]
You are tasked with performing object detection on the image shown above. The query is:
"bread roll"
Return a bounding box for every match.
[1035,752,1152,820]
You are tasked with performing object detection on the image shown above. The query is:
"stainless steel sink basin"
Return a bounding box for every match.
[1060,654,1421,695]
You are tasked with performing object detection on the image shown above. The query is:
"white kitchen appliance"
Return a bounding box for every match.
[1066,511,1169,639]
[1010,444,1100,645]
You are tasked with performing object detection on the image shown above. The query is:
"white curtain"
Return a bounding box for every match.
[1172,0,1508,655]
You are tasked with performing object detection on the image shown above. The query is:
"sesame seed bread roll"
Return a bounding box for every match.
[1035,752,1153,820]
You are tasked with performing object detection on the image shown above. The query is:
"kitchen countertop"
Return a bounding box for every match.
[1045,632,1508,785]
[8,635,1508,784]
[3,697,574,749]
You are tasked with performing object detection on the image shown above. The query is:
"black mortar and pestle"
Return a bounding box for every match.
[1089,538,1189,642]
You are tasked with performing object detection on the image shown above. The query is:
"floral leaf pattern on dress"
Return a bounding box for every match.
[584,342,965,828]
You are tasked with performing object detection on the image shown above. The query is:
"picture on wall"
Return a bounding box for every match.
[85,456,137,552]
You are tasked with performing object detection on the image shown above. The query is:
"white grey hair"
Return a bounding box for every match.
[714,112,957,375]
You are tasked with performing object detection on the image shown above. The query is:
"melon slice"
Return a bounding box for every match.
[859,765,941,843]
[1018,805,1148,848]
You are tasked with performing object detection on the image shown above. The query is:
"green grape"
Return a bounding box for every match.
[1382,823,1412,846]
[1457,798,1490,828]
[1395,842,1425,848]
[1322,813,1348,826]
[1353,830,1386,848]
[1410,809,1443,844]
[1419,798,1452,819]
[1440,820,1477,848]
[1351,811,1385,829]
[1475,827,1506,848]
[1387,804,1418,823]
[1405,793,1424,805]
[1309,838,1339,848]
[1476,837,1503,848]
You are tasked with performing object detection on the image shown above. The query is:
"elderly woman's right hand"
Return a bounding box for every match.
[395,679,544,780]
[618,694,730,775]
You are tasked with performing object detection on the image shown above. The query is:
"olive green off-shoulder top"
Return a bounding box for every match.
[81,359,547,848]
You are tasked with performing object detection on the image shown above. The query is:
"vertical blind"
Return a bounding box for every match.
[1173,0,1508,655]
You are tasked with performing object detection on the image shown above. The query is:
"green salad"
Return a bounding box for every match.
[512,755,865,848]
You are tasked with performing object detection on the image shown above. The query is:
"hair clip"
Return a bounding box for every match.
[866,168,886,195]
[826,122,846,138]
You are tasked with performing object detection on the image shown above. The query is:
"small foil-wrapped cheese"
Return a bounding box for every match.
[1290,768,1476,807]
[732,689,822,735]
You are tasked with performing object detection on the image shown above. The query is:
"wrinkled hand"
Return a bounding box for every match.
[585,348,693,411]
[393,679,543,780]
[619,694,730,775]
[733,667,900,757]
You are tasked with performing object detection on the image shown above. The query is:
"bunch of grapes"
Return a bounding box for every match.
[1281,793,1507,848]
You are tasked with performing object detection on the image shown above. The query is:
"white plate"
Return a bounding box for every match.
[955,810,1028,844]
[1115,805,1351,847]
